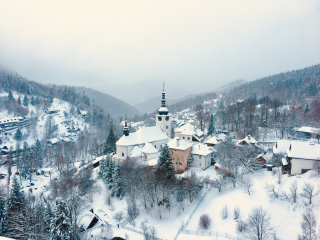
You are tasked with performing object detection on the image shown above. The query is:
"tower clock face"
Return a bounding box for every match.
[165,116,169,121]
[158,116,162,121]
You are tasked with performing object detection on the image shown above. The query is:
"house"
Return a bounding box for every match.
[116,87,171,160]
[256,154,266,162]
[286,141,320,175]
[45,108,60,114]
[47,138,59,146]
[294,126,320,139]
[206,135,221,146]
[174,122,204,143]
[238,135,257,146]
[273,139,292,155]
[39,168,52,175]
[190,143,215,170]
[167,137,193,173]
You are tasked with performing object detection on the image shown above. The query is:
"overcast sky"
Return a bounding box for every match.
[0,0,320,102]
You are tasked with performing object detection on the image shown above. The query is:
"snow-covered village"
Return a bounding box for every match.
[1,1,320,240]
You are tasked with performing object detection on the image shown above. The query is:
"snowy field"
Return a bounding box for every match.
[77,165,320,240]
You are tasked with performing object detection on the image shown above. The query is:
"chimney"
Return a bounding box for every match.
[176,137,179,147]
[248,135,250,140]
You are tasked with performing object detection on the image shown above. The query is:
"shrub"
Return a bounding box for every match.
[199,214,211,229]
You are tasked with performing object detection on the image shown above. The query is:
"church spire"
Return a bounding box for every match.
[123,115,129,136]
[161,82,166,107]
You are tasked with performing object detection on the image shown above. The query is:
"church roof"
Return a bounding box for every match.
[142,142,158,154]
[116,126,169,146]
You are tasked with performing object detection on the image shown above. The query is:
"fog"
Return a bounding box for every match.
[0,0,320,104]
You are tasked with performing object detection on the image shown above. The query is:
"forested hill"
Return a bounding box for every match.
[0,69,140,118]
[224,64,320,104]
[75,86,141,117]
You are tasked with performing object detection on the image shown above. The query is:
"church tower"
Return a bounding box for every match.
[156,83,171,137]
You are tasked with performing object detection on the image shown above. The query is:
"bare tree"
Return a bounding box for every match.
[246,206,273,240]
[233,205,240,220]
[272,167,283,184]
[298,209,317,240]
[199,214,211,229]
[264,183,282,200]
[221,204,228,219]
[213,177,226,192]
[236,220,247,233]
[301,182,319,204]
[149,225,158,240]
[287,181,299,203]
[242,176,254,195]
[113,211,124,226]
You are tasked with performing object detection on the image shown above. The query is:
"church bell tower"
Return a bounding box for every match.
[156,83,171,137]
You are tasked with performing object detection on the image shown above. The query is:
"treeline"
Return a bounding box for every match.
[225,64,320,104]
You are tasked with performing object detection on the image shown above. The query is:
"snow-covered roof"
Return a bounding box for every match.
[238,135,256,145]
[295,126,320,134]
[273,139,292,155]
[158,107,169,113]
[174,123,204,138]
[116,126,169,146]
[129,146,143,158]
[47,138,59,144]
[191,143,215,156]
[167,137,193,151]
[142,143,158,154]
[206,136,219,145]
[282,158,288,165]
[286,141,320,161]
[217,133,226,141]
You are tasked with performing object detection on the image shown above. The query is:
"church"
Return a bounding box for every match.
[115,86,172,161]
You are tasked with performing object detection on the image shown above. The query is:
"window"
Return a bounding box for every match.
[183,137,185,139]
[187,137,190,140]
[166,125,168,129]
[199,156,201,159]
[154,145,156,148]
[122,153,124,157]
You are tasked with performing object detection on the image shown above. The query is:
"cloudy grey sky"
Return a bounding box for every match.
[0,0,320,103]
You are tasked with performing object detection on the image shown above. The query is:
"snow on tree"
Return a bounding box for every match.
[50,198,71,240]
[298,209,317,240]
[7,176,25,213]
[30,95,35,105]
[155,144,176,184]
[112,162,124,198]
[199,214,211,229]
[14,129,23,141]
[23,94,29,107]
[207,113,215,135]
[8,91,14,101]
[104,126,117,154]
[245,206,274,240]
[17,95,21,105]
[301,182,319,205]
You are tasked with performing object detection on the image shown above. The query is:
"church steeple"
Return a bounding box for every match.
[123,116,129,136]
[158,82,169,115]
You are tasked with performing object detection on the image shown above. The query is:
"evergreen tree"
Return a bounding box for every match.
[99,156,108,181]
[104,127,117,154]
[112,162,124,198]
[43,198,54,234]
[35,96,40,105]
[14,129,23,141]
[34,139,43,169]
[6,176,25,213]
[208,113,215,136]
[155,144,176,184]
[23,94,29,107]
[17,96,21,105]
[50,198,71,240]
[8,91,14,101]
[30,95,35,105]
[106,156,114,190]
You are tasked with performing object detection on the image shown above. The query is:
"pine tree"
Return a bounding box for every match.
[155,144,176,184]
[7,176,25,213]
[14,129,23,141]
[99,156,108,181]
[34,139,43,169]
[50,198,71,240]
[30,95,35,105]
[35,96,40,105]
[112,162,124,198]
[23,94,29,107]
[43,198,54,234]
[106,156,114,190]
[8,91,14,101]
[104,127,117,154]
[17,96,21,105]
[208,113,215,136]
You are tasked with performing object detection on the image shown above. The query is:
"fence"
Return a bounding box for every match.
[173,189,210,240]
[182,229,245,240]
[122,225,163,240]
